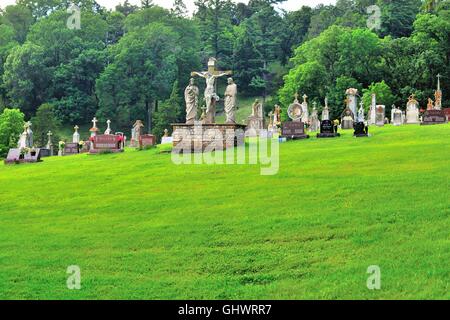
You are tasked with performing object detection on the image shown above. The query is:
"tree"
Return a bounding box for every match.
[3,43,50,117]
[31,103,60,147]
[0,108,24,157]
[378,0,422,38]
[153,81,183,138]
[96,23,179,132]
[194,0,236,67]
[172,0,188,17]
[1,5,34,43]
[362,81,395,115]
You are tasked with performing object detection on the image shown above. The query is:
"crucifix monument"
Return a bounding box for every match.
[191,57,232,124]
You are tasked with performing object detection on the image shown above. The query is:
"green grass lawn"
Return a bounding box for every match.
[0,124,449,300]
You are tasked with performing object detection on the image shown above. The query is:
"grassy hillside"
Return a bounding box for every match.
[0,125,449,300]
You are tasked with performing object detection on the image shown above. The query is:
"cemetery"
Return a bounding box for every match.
[0,0,448,302]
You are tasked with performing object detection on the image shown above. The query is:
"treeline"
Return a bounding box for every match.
[0,0,448,138]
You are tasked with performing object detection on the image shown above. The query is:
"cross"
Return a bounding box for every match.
[294,93,299,101]
[47,131,52,137]
[92,117,98,129]
[302,94,308,103]
[313,101,317,108]
[191,57,232,78]
[74,125,79,132]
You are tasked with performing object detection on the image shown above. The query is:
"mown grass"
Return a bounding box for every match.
[0,124,449,300]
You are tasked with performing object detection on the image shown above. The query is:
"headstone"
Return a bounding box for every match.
[368,94,377,125]
[17,122,33,149]
[64,143,79,155]
[421,110,448,125]
[161,129,173,145]
[309,103,320,132]
[444,108,450,121]
[354,122,369,137]
[392,106,403,126]
[73,125,80,143]
[375,105,386,126]
[4,148,42,165]
[89,117,99,149]
[131,120,144,147]
[354,103,369,137]
[39,149,51,158]
[317,120,340,138]
[247,99,265,133]
[90,134,123,154]
[341,107,354,130]
[281,94,310,140]
[140,134,156,148]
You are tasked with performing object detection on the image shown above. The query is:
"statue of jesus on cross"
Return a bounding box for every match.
[191,57,232,124]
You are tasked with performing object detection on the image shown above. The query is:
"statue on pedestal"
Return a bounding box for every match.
[184,78,199,125]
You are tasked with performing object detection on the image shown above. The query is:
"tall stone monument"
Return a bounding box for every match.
[434,74,442,110]
[322,98,330,121]
[346,88,359,116]
[368,93,377,125]
[301,94,309,123]
[247,99,264,133]
[309,102,320,132]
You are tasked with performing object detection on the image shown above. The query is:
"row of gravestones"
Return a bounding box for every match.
[279,87,448,141]
[4,118,174,165]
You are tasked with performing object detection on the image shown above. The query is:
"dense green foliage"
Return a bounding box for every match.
[0,0,448,141]
[0,108,24,156]
[0,124,448,299]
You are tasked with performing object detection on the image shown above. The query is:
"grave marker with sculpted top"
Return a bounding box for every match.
[281,94,310,140]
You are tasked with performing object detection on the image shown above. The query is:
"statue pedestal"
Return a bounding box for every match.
[172,123,247,153]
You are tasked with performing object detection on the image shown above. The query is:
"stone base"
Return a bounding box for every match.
[282,134,310,141]
[4,148,42,165]
[89,149,124,154]
[172,123,247,153]
[317,133,341,138]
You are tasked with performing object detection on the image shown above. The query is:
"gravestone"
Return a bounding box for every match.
[309,103,320,132]
[281,94,310,140]
[247,99,265,133]
[421,110,447,125]
[64,143,79,155]
[90,134,123,154]
[341,107,354,130]
[317,120,340,138]
[140,134,156,148]
[392,106,403,126]
[161,129,173,145]
[354,103,369,137]
[39,149,51,158]
[354,122,369,137]
[4,148,42,165]
[131,120,144,147]
[444,108,450,121]
[368,94,377,125]
[73,125,80,143]
[375,105,385,126]
[300,94,309,124]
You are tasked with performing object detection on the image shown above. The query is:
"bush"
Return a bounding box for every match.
[0,108,25,157]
